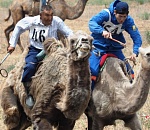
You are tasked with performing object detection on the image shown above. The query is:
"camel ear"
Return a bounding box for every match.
[139,46,150,56]
[139,47,145,55]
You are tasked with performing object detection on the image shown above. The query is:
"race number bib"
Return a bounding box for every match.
[29,25,49,44]
[102,9,124,35]
[103,21,124,34]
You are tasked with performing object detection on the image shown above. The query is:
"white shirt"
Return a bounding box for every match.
[9,15,73,49]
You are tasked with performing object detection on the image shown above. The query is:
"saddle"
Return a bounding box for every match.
[100,53,117,68]
[98,53,117,81]
[91,53,117,82]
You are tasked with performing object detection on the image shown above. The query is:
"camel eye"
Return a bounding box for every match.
[146,52,150,57]
[70,39,75,44]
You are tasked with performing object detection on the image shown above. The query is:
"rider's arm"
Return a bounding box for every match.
[55,16,73,37]
[9,17,32,47]
[125,16,142,56]
[88,10,109,35]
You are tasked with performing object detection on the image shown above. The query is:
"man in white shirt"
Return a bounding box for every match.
[7,5,73,108]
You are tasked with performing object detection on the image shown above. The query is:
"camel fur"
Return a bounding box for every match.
[1,30,93,130]
[4,0,88,52]
[85,46,150,130]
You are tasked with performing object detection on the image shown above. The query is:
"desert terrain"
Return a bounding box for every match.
[0,1,150,130]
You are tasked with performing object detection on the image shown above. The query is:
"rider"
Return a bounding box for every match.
[88,0,142,90]
[7,5,73,108]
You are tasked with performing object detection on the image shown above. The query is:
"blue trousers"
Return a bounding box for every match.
[42,0,46,5]
[89,50,134,90]
[21,46,42,82]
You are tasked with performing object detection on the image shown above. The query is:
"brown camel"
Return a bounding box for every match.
[4,0,88,52]
[85,46,150,130]
[1,31,93,130]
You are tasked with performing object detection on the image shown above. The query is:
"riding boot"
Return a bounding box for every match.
[22,82,34,108]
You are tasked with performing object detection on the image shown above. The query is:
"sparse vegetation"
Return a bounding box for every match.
[0,0,12,8]
[0,0,150,130]
[6,65,15,73]
[141,12,150,20]
[145,30,150,43]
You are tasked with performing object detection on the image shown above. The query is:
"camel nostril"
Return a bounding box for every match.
[81,38,88,42]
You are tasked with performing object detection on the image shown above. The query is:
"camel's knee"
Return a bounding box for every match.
[3,106,20,130]
[5,106,18,116]
[18,41,24,52]
[33,118,52,130]
[1,87,18,112]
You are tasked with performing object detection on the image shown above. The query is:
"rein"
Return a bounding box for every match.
[71,38,81,53]
[71,37,84,53]
[109,37,126,48]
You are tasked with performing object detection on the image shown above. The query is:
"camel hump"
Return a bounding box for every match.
[43,37,65,55]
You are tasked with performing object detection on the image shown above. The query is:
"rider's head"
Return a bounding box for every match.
[40,5,54,26]
[114,2,129,24]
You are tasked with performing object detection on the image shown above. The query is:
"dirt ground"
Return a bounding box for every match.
[0,2,150,130]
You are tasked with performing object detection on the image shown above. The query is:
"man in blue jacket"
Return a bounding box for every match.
[89,0,142,89]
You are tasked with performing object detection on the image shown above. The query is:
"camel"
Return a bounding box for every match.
[4,0,88,52]
[1,30,93,130]
[85,46,150,130]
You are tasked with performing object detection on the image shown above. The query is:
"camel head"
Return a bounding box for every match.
[139,46,150,69]
[68,30,93,61]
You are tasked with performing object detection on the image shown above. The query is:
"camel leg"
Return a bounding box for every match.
[57,119,75,130]
[4,23,15,47]
[11,6,25,52]
[84,107,93,130]
[18,37,24,52]
[33,118,53,130]
[85,113,93,130]
[8,110,31,130]
[124,113,142,130]
[4,24,24,52]
[92,117,105,130]
[84,98,94,130]
[1,86,20,129]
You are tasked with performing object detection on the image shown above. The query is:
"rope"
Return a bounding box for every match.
[109,37,126,48]
[123,57,136,82]
[109,37,137,65]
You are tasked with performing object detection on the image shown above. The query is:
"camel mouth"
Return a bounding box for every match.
[80,44,91,52]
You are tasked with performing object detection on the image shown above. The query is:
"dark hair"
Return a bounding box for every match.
[41,5,53,12]
[115,2,129,14]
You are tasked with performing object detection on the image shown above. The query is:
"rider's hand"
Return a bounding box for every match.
[102,31,112,39]
[129,53,137,63]
[7,46,15,53]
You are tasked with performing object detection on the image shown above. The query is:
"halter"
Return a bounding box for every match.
[71,37,91,53]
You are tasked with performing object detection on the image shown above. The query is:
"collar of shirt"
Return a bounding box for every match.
[34,15,52,27]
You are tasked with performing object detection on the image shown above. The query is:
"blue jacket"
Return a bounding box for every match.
[89,0,142,55]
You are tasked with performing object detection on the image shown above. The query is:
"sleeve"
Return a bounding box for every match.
[88,10,110,34]
[9,17,32,47]
[57,17,73,37]
[125,16,142,56]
